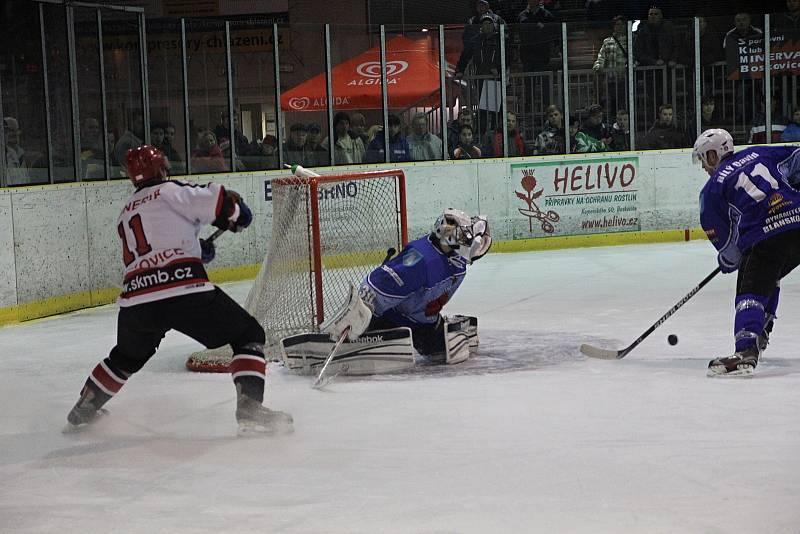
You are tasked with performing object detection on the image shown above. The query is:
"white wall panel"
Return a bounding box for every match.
[0,191,16,308]
[85,182,132,292]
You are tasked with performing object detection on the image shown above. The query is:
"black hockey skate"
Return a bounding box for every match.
[63,385,108,433]
[707,346,760,378]
[236,392,293,437]
[757,314,775,353]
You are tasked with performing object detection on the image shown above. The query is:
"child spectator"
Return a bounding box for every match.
[191,130,227,173]
[535,105,566,155]
[575,105,612,152]
[610,109,631,151]
[453,125,482,159]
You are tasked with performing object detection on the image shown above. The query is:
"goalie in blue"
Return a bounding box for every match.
[694,128,800,376]
[322,208,492,363]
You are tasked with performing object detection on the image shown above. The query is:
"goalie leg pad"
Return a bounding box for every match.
[444,316,476,365]
[281,327,414,376]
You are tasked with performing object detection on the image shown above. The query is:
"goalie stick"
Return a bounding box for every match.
[312,326,350,389]
[580,267,721,360]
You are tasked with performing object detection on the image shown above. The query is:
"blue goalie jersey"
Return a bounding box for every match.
[360,235,467,327]
[700,145,800,268]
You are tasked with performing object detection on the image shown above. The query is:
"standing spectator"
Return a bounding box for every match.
[3,116,31,185]
[534,104,566,155]
[486,111,525,157]
[748,98,789,144]
[575,105,612,153]
[408,113,444,161]
[113,112,144,174]
[366,114,411,164]
[456,13,503,137]
[610,109,631,151]
[517,0,559,74]
[723,13,762,53]
[694,16,725,66]
[593,16,628,74]
[593,15,629,113]
[191,130,227,173]
[633,6,677,67]
[781,108,800,142]
[304,123,329,167]
[282,123,312,167]
[79,117,106,180]
[772,0,800,32]
[332,112,366,165]
[453,125,482,159]
[447,108,475,157]
[643,104,688,149]
[462,0,505,49]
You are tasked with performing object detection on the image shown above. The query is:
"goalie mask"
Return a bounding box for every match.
[125,144,169,187]
[433,209,492,263]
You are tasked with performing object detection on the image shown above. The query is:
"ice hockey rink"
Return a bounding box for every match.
[2,239,799,533]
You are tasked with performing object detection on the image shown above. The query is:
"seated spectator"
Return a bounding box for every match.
[643,104,688,149]
[781,108,800,142]
[699,95,722,131]
[772,0,800,32]
[304,123,329,167]
[453,124,482,159]
[408,112,444,161]
[633,6,677,67]
[748,98,789,143]
[191,130,227,173]
[214,111,255,158]
[157,121,183,165]
[516,0,559,74]
[283,123,312,167]
[252,134,279,169]
[113,112,144,174]
[535,104,566,155]
[79,116,106,179]
[567,115,580,151]
[610,109,630,151]
[332,112,366,164]
[723,13,762,53]
[4,116,32,184]
[575,104,612,152]
[150,124,165,153]
[367,114,411,163]
[593,16,628,75]
[485,111,525,157]
[447,107,475,157]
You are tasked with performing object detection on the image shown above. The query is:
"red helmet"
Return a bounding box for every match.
[125,145,168,186]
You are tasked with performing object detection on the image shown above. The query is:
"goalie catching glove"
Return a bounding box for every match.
[321,283,373,341]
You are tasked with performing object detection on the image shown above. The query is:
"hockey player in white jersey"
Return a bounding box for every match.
[321,208,492,364]
[65,145,292,435]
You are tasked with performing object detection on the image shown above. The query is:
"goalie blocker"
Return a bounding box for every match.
[281,316,479,375]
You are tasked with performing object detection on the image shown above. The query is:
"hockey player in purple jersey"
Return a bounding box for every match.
[322,208,492,364]
[694,128,800,376]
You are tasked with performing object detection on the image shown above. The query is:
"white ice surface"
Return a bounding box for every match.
[2,241,800,533]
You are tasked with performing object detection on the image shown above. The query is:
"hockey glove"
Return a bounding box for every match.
[320,283,373,341]
[230,199,253,233]
[200,238,215,264]
[468,215,492,263]
[717,244,741,274]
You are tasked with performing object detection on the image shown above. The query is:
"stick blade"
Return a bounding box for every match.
[580,343,623,360]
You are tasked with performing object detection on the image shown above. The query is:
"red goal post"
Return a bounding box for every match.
[186,168,408,372]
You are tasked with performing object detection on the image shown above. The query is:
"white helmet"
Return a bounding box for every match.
[692,128,734,170]
[433,208,474,260]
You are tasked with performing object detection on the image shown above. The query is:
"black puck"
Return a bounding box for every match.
[667,334,678,346]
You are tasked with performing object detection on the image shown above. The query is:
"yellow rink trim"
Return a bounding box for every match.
[0,228,704,326]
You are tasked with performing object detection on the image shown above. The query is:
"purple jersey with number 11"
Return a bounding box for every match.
[699,145,800,260]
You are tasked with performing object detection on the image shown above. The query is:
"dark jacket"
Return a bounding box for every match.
[610,122,630,151]
[634,21,676,65]
[366,132,411,163]
[643,121,687,149]
[456,31,502,75]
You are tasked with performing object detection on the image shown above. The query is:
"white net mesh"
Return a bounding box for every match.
[186,169,406,372]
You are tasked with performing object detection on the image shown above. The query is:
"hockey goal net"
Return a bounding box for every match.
[186,168,408,372]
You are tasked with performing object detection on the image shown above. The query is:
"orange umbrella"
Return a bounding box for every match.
[281,35,454,112]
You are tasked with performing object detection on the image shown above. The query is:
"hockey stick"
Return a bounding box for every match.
[203,227,226,243]
[312,326,350,389]
[580,267,721,360]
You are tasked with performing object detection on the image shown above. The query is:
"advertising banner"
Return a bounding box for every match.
[725,29,800,80]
